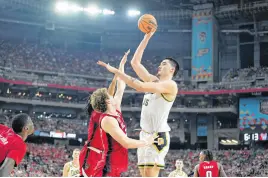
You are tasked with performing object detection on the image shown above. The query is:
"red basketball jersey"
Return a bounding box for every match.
[198,161,219,177]
[87,110,102,141]
[0,124,26,167]
[79,110,128,176]
[99,110,128,173]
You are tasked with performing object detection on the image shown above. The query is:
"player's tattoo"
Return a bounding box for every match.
[130,76,142,89]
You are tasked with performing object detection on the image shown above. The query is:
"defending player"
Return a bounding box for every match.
[86,50,130,143]
[0,113,34,176]
[168,159,188,177]
[193,150,227,177]
[80,50,156,177]
[97,31,179,177]
[63,149,80,177]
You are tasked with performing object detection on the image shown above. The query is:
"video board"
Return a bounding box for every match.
[240,97,268,142]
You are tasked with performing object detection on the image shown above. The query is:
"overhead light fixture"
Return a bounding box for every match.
[85,5,102,15]
[55,1,69,13]
[128,10,141,17]
[103,9,115,15]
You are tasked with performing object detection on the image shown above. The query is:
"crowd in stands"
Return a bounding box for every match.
[1,41,268,92]
[1,40,268,92]
[11,143,71,177]
[10,143,268,177]
[2,39,268,177]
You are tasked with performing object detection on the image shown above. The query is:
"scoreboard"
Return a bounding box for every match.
[243,133,267,142]
[240,97,268,142]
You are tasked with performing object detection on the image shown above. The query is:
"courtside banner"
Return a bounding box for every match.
[191,12,213,81]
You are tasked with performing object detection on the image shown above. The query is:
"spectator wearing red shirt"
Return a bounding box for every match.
[0,113,34,176]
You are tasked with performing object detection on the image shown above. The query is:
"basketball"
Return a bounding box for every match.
[138,14,157,33]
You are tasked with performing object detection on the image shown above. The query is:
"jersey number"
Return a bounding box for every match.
[143,99,149,106]
[206,171,212,177]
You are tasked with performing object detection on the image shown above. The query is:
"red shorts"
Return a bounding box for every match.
[79,146,125,177]
[79,146,106,177]
[105,169,122,177]
[81,168,122,177]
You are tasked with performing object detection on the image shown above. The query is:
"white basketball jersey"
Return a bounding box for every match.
[140,93,174,133]
[68,162,80,177]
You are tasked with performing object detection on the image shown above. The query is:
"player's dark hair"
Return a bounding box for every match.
[165,57,180,77]
[11,113,31,134]
[202,150,213,161]
[87,96,94,116]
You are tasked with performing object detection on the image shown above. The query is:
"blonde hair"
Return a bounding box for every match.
[90,88,109,113]
[73,148,80,153]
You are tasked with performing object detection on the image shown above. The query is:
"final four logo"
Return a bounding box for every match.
[199,32,206,42]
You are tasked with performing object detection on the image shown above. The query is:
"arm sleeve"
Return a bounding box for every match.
[218,163,227,177]
[6,145,26,166]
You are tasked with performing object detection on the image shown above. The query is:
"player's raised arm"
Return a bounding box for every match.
[107,50,129,96]
[0,158,15,177]
[97,61,177,95]
[114,49,129,111]
[101,116,157,149]
[107,76,117,97]
[131,32,158,82]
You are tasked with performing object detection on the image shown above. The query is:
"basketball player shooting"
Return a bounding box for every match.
[97,31,179,177]
[80,50,157,177]
[193,150,226,177]
[0,114,34,176]
[63,149,80,177]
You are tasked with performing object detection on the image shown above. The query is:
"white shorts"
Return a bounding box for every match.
[137,131,170,169]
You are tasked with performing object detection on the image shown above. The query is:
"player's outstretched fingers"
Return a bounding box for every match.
[125,49,130,55]
[97,61,107,67]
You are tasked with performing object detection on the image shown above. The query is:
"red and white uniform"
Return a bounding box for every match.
[198,161,219,177]
[0,124,27,167]
[79,110,128,177]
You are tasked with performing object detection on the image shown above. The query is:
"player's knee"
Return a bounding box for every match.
[142,167,160,177]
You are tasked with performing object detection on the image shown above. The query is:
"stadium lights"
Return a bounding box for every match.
[55,1,69,13]
[128,10,141,17]
[231,140,238,143]
[55,1,115,15]
[103,9,115,15]
[69,4,83,12]
[84,5,102,15]
[220,139,238,145]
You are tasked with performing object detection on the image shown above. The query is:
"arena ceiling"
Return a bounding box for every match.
[1,0,268,29]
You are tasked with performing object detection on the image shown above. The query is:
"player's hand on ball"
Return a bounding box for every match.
[97,61,118,74]
[143,30,155,41]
